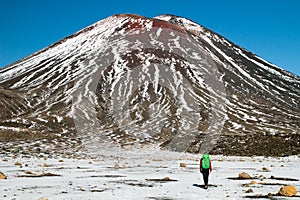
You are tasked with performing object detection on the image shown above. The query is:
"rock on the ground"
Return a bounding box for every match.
[180,163,186,167]
[278,185,297,197]
[239,172,251,179]
[262,167,270,172]
[0,171,7,179]
[43,163,49,167]
[246,189,253,193]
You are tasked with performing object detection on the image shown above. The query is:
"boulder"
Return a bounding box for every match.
[114,163,119,169]
[162,177,171,181]
[180,163,186,167]
[43,163,49,167]
[278,185,297,197]
[246,189,253,193]
[262,167,270,172]
[0,171,7,179]
[239,172,252,179]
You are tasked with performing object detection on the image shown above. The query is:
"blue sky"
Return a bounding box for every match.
[1,0,299,76]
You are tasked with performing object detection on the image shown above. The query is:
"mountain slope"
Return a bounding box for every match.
[0,14,299,156]
[155,15,300,155]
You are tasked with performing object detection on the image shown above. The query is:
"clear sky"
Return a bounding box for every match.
[1,0,299,76]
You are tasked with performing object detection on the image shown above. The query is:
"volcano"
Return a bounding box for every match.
[0,14,299,157]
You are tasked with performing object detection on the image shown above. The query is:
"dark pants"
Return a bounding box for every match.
[202,168,210,186]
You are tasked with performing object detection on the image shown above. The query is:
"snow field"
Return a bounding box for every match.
[0,149,299,200]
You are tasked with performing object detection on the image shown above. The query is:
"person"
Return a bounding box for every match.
[200,153,212,189]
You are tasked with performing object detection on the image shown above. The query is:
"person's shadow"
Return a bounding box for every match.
[193,184,205,188]
[193,183,217,189]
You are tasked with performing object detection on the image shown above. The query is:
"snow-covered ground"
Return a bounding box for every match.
[0,147,299,200]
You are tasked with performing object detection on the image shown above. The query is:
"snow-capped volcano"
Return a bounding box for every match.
[0,14,299,156]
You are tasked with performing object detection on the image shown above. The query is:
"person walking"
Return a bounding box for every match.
[200,154,212,189]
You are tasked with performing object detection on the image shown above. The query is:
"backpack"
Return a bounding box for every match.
[201,154,210,169]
